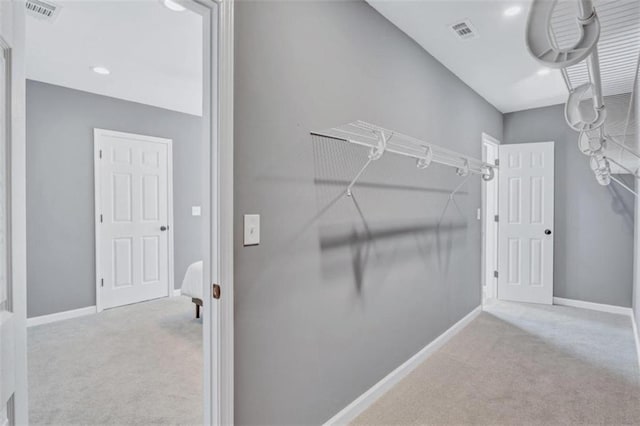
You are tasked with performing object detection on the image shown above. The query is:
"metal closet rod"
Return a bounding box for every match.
[542,0,639,197]
[579,0,605,142]
[312,121,494,197]
[546,0,606,135]
[311,121,493,177]
[579,0,604,107]
[311,121,496,195]
[574,0,639,197]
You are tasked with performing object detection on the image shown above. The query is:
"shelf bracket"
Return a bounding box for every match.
[416,146,433,169]
[345,130,389,197]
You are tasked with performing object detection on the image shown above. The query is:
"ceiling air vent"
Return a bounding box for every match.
[449,19,478,40]
[26,0,61,22]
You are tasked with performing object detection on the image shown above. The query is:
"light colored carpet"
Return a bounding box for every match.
[353,301,640,425]
[28,296,203,426]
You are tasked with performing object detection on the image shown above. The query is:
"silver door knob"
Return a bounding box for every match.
[544,229,551,235]
[160,226,168,231]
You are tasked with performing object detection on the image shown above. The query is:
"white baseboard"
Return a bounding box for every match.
[173,289,181,297]
[27,305,97,327]
[553,297,632,316]
[324,306,482,425]
[631,313,640,371]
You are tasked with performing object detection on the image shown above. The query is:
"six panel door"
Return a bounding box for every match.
[95,129,171,310]
[498,142,554,304]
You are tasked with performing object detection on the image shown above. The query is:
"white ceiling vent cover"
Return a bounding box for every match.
[449,19,479,40]
[26,0,61,22]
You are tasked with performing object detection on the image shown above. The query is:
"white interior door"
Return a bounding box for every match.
[498,142,554,304]
[95,129,173,311]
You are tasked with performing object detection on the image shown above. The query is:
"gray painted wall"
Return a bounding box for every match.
[504,104,634,307]
[26,80,204,318]
[234,1,502,424]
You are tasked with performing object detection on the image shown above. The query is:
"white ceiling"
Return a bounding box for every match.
[368,0,640,114]
[26,0,203,116]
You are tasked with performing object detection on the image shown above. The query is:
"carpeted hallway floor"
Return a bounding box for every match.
[354,301,640,425]
[28,298,640,425]
[28,296,202,425]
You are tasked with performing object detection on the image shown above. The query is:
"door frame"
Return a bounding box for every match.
[9,0,234,423]
[3,0,27,423]
[0,30,16,426]
[93,129,175,313]
[481,133,500,304]
[198,0,234,424]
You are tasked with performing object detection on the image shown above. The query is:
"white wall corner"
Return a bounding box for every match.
[631,313,640,371]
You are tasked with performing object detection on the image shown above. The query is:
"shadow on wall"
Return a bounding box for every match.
[310,135,471,295]
[607,175,635,229]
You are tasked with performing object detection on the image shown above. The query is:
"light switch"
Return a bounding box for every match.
[192,206,201,216]
[244,214,260,246]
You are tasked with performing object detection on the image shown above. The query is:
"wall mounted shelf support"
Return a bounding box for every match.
[311,121,495,198]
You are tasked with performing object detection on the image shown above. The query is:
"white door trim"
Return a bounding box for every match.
[3,2,27,423]
[191,0,234,424]
[481,133,500,304]
[213,1,234,424]
[93,128,174,312]
[10,0,234,423]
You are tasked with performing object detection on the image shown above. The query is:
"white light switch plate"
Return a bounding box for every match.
[244,214,260,246]
[192,206,201,216]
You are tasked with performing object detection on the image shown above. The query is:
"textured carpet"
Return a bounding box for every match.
[28,296,202,425]
[353,301,640,425]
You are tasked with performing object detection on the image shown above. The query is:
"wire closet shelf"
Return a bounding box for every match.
[311,121,495,197]
[527,0,640,196]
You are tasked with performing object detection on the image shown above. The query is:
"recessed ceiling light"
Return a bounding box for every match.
[537,68,551,76]
[91,66,110,75]
[163,0,185,12]
[503,5,522,17]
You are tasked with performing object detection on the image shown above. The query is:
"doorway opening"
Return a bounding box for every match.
[24,1,215,423]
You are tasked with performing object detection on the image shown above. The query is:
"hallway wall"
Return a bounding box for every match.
[233,1,503,423]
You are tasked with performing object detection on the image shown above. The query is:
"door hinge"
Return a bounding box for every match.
[494,270,499,278]
[101,278,104,287]
[99,149,103,159]
[212,283,221,299]
[100,214,103,223]
[494,158,500,167]
[494,214,499,222]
